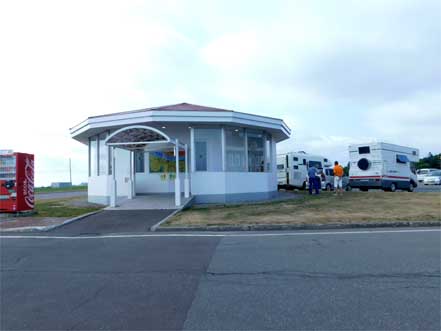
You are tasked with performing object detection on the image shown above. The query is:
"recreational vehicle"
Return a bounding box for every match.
[277,152,331,189]
[348,142,419,192]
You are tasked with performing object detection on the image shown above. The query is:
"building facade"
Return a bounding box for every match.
[70,103,290,206]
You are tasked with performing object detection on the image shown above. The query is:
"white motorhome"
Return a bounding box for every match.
[348,142,419,192]
[277,152,331,189]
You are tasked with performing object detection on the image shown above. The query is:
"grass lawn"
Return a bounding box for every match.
[35,185,88,193]
[34,197,103,217]
[165,191,441,227]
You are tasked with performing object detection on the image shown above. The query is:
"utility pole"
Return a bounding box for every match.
[69,158,72,185]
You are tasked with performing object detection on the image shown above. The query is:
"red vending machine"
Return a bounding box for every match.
[0,151,35,212]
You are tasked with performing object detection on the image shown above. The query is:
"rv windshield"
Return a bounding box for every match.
[308,161,322,169]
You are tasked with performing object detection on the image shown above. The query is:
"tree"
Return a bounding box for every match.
[415,153,441,169]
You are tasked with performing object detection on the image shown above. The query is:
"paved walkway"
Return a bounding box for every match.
[49,210,174,235]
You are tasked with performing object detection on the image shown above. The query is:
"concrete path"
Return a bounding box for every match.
[1,228,439,330]
[106,194,193,210]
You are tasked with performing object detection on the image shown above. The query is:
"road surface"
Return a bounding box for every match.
[35,190,87,200]
[1,228,440,330]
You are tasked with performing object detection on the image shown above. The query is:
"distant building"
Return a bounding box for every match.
[51,182,72,188]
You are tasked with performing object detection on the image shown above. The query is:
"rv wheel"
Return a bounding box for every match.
[301,181,306,190]
[345,185,352,191]
[407,182,414,192]
[360,187,369,192]
[326,184,332,191]
[390,183,397,192]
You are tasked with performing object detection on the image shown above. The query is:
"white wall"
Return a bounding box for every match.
[135,173,185,193]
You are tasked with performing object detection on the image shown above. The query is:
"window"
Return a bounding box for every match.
[247,130,265,172]
[149,151,185,173]
[135,151,145,173]
[396,154,409,164]
[195,142,207,171]
[293,165,299,170]
[98,133,108,175]
[89,136,97,176]
[303,159,306,165]
[326,169,334,176]
[226,128,246,172]
[324,158,328,162]
[293,157,298,162]
[358,146,370,154]
[308,160,322,169]
[194,128,222,172]
[277,164,284,170]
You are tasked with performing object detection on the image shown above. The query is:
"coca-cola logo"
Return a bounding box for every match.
[23,157,34,209]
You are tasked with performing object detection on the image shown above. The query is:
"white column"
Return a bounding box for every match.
[190,127,195,172]
[221,126,226,172]
[175,140,181,206]
[128,151,134,199]
[184,144,190,198]
[110,146,117,207]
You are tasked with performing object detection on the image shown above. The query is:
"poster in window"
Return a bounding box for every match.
[149,151,185,173]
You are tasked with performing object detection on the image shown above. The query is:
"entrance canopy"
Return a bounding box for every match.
[105,125,184,151]
[104,125,189,208]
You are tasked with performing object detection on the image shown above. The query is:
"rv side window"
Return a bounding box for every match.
[324,158,328,162]
[396,154,409,164]
[293,157,298,162]
[358,146,370,154]
[277,164,284,170]
[303,159,306,165]
[293,165,298,170]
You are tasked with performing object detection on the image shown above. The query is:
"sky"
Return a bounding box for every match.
[0,0,440,186]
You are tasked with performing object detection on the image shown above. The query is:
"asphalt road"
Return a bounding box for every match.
[415,184,441,192]
[35,191,87,200]
[1,229,440,330]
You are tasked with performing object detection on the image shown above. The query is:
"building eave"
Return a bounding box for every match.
[70,110,291,144]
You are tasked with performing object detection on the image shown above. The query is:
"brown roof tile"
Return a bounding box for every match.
[90,103,232,119]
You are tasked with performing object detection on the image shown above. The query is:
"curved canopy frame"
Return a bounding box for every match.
[105,125,172,150]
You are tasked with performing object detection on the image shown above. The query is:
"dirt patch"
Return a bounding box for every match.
[165,191,441,227]
[0,197,103,231]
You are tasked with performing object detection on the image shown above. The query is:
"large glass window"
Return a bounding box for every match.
[194,128,222,172]
[135,151,145,173]
[265,134,272,172]
[89,136,97,176]
[98,133,108,175]
[247,130,265,172]
[226,128,246,172]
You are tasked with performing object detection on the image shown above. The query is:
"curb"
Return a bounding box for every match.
[0,210,103,233]
[156,221,441,232]
[150,197,195,231]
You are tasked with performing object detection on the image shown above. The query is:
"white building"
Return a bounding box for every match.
[70,103,291,207]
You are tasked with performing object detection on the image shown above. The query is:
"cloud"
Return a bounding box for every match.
[0,0,439,185]
[365,90,441,155]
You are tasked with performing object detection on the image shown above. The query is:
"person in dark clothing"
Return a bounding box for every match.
[308,166,320,195]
